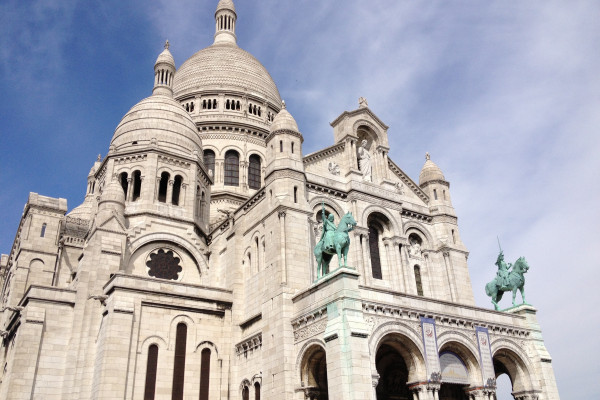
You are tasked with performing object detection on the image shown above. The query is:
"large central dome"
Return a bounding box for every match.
[173,43,281,106]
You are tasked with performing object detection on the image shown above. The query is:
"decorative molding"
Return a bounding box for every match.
[306,183,347,199]
[158,154,191,169]
[235,332,262,357]
[388,159,429,203]
[113,154,147,165]
[303,142,346,166]
[401,209,433,223]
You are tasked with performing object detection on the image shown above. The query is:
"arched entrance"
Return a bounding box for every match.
[375,343,410,399]
[492,348,537,399]
[437,339,482,400]
[300,345,328,400]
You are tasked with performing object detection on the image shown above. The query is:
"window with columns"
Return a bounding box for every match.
[248,154,261,189]
[132,170,142,201]
[158,172,169,203]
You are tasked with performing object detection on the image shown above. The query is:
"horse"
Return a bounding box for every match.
[313,212,357,279]
[485,256,529,310]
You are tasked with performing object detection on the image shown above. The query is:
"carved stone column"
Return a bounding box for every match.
[278,211,287,285]
[362,234,372,286]
[423,253,434,297]
[166,179,174,204]
[180,183,187,207]
[401,245,414,295]
[442,251,457,301]
[371,374,380,400]
[126,177,133,201]
[155,177,161,201]
[240,160,248,190]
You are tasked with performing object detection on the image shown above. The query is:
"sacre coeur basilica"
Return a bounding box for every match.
[0,1,559,399]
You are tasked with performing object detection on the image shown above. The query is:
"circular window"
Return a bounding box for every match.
[146,248,183,280]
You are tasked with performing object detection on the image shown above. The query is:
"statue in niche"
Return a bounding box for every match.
[409,237,422,257]
[358,140,372,182]
[328,161,340,176]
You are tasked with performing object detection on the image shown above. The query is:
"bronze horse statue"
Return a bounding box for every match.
[485,256,529,310]
[314,212,357,279]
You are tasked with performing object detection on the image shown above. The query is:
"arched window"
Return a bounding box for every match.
[172,175,183,205]
[144,344,158,400]
[172,323,187,400]
[236,101,240,110]
[291,141,294,153]
[40,223,47,238]
[368,223,383,279]
[248,154,261,190]
[120,172,129,197]
[132,170,142,201]
[294,186,298,203]
[203,150,215,180]
[254,382,261,400]
[414,265,424,296]
[158,172,169,203]
[224,150,240,186]
[255,237,260,271]
[279,140,283,152]
[242,386,249,400]
[199,348,211,400]
[433,189,438,200]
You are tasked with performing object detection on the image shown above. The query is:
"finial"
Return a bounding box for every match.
[164,40,170,50]
[425,152,430,161]
[358,97,368,108]
[97,154,101,162]
[281,100,286,109]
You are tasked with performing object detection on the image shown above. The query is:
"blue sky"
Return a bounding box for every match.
[1,0,599,397]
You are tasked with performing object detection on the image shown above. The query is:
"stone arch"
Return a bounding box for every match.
[361,205,400,235]
[353,119,382,144]
[369,321,427,382]
[168,314,195,351]
[403,221,433,247]
[195,340,220,359]
[127,232,207,276]
[309,196,345,220]
[491,339,537,393]
[221,144,244,157]
[138,335,168,353]
[29,258,45,271]
[297,342,328,398]
[437,334,483,387]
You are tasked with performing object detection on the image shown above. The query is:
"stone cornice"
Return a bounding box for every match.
[235,332,262,357]
[265,128,304,143]
[401,208,432,223]
[388,159,429,203]
[420,179,450,189]
[306,182,348,199]
[330,107,389,130]
[303,142,346,166]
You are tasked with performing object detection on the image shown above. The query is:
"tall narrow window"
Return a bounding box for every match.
[248,154,261,190]
[172,323,187,400]
[172,175,183,205]
[294,186,298,203]
[291,142,294,153]
[40,223,47,238]
[144,344,159,400]
[242,386,249,400]
[224,150,239,186]
[120,172,129,197]
[368,224,383,279]
[280,140,283,153]
[254,382,261,400]
[433,189,438,200]
[199,348,211,400]
[158,172,169,203]
[255,237,260,271]
[203,150,215,180]
[443,190,447,200]
[414,265,424,296]
[132,170,142,201]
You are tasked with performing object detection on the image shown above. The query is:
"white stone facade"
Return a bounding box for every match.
[0,1,559,399]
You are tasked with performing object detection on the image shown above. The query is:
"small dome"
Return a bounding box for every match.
[111,95,201,156]
[155,46,175,68]
[216,0,236,13]
[271,103,299,132]
[419,153,446,185]
[67,195,96,220]
[100,180,125,205]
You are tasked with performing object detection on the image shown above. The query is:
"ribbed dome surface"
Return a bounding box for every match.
[419,158,445,185]
[271,108,299,132]
[100,180,126,205]
[216,0,235,12]
[155,48,175,67]
[111,95,202,155]
[173,44,281,106]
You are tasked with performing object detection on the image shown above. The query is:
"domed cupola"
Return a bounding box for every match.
[214,0,237,45]
[419,152,445,185]
[153,40,176,96]
[110,43,202,158]
[265,101,304,176]
[419,153,452,207]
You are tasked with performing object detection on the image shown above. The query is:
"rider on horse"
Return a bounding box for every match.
[318,204,337,253]
[495,251,512,289]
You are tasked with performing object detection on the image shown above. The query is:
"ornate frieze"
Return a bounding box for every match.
[291,306,328,343]
[235,332,262,357]
[113,154,147,165]
[306,183,347,199]
[158,155,191,169]
[401,209,432,223]
[388,159,429,203]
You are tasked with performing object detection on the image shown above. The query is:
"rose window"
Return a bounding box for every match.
[146,249,182,280]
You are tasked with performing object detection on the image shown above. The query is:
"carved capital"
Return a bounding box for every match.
[278,211,286,219]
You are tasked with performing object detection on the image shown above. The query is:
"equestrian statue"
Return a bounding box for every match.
[313,203,357,279]
[485,244,530,310]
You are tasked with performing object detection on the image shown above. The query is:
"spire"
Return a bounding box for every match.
[214,0,237,45]
[419,153,446,185]
[153,40,176,96]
